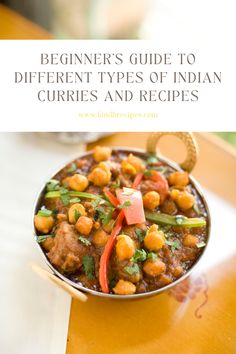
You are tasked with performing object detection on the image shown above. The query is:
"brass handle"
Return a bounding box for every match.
[32,264,88,302]
[146,132,198,172]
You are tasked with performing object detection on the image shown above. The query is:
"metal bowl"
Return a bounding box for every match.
[33,133,211,300]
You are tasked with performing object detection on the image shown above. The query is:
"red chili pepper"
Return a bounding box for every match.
[103,188,120,207]
[132,172,144,189]
[99,210,125,293]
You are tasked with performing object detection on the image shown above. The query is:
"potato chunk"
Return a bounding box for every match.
[113,279,136,295]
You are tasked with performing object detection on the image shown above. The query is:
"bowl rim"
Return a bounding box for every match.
[32,146,211,300]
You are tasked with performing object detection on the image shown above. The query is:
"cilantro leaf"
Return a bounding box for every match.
[124,263,140,275]
[196,241,206,248]
[135,228,146,242]
[78,236,91,246]
[59,187,70,206]
[82,255,95,279]
[146,155,159,164]
[131,249,147,263]
[96,207,114,225]
[147,252,158,261]
[46,179,60,192]
[166,239,181,251]
[67,162,77,173]
[118,200,132,209]
[36,235,53,243]
[74,209,81,222]
[37,208,53,217]
[144,170,153,177]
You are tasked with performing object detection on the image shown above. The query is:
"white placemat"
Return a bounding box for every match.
[0,133,85,354]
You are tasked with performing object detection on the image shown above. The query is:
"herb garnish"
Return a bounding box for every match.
[96,207,114,225]
[144,170,153,177]
[82,255,95,279]
[166,239,181,251]
[70,197,81,203]
[196,241,206,248]
[124,263,140,275]
[37,208,53,217]
[122,188,135,196]
[147,252,158,261]
[46,179,60,192]
[59,187,70,206]
[118,200,132,209]
[112,180,121,189]
[74,209,81,222]
[131,249,147,263]
[146,155,159,164]
[135,228,147,242]
[67,162,77,173]
[79,236,91,246]
[36,235,53,243]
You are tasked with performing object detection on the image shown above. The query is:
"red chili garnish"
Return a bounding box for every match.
[103,188,120,207]
[99,210,125,293]
[132,172,144,189]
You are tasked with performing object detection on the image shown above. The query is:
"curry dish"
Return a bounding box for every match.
[34,147,208,295]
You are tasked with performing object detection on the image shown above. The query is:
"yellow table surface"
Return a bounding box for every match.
[66,133,236,354]
[0,4,52,39]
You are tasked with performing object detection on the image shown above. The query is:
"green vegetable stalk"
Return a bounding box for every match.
[145,211,206,228]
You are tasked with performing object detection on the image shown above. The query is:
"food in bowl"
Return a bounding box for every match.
[34,146,208,296]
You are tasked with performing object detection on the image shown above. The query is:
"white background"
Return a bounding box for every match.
[0,40,235,131]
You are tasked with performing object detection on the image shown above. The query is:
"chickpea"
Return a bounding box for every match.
[34,215,54,234]
[92,228,109,247]
[116,234,135,261]
[56,213,67,222]
[68,203,87,224]
[66,174,88,192]
[127,154,145,172]
[143,191,160,210]
[168,171,189,187]
[176,192,195,211]
[121,160,136,176]
[93,146,112,162]
[183,234,198,247]
[113,279,136,295]
[88,162,111,186]
[102,219,115,233]
[170,189,180,202]
[144,225,165,251]
[143,259,166,277]
[75,216,93,236]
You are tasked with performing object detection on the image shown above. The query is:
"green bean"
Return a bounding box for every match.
[145,211,206,228]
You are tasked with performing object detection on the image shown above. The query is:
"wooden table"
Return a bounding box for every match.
[0,4,52,39]
[66,132,236,354]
